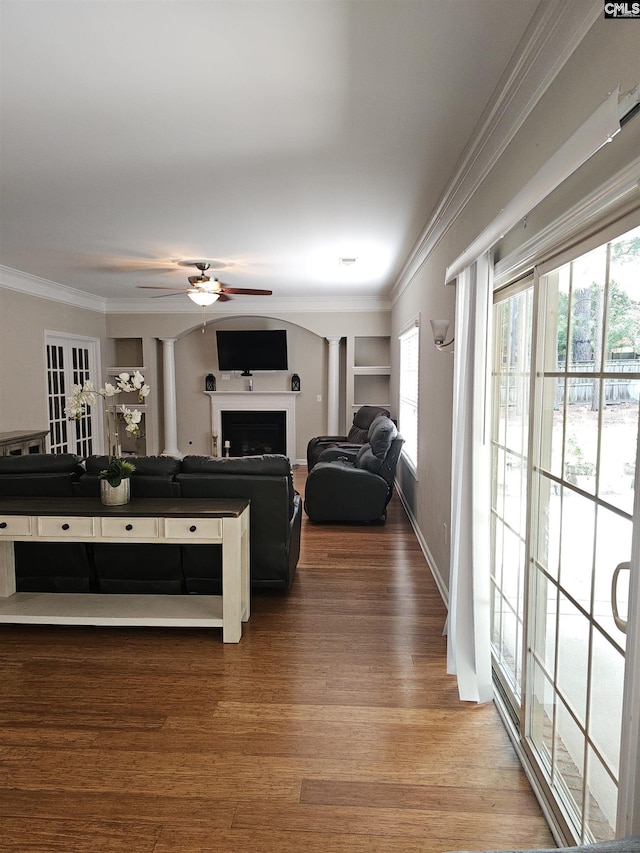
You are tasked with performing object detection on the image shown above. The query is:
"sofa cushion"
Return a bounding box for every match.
[0,472,80,497]
[78,455,181,498]
[84,455,181,476]
[181,454,292,477]
[0,453,83,475]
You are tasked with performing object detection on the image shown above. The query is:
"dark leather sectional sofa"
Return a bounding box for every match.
[0,452,302,593]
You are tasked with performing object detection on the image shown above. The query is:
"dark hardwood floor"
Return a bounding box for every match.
[0,468,555,852]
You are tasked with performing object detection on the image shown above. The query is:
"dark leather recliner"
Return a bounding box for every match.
[304,416,404,523]
[177,454,302,591]
[306,405,391,471]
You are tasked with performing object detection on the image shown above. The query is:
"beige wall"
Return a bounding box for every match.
[107,308,390,459]
[391,14,640,594]
[172,318,326,460]
[0,285,389,460]
[0,288,107,436]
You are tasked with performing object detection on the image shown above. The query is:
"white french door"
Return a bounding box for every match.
[490,223,640,843]
[45,333,102,455]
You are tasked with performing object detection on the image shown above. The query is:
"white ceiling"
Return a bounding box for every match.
[0,0,539,310]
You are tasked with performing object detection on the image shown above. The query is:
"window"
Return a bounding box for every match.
[399,320,419,471]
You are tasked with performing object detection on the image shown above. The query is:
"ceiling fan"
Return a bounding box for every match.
[137,261,272,306]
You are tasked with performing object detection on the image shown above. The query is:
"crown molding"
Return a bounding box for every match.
[390,0,601,303]
[0,265,107,313]
[105,294,392,315]
[0,265,390,315]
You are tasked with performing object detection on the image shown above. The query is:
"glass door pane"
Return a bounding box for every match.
[491,282,534,706]
[527,224,640,842]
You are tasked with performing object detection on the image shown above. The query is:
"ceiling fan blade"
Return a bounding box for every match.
[137,285,190,291]
[219,287,273,296]
[217,293,233,302]
[149,292,183,299]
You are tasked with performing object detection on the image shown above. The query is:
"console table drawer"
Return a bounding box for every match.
[0,516,32,537]
[164,517,222,540]
[100,517,159,539]
[38,517,96,538]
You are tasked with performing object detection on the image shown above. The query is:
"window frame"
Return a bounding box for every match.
[398,317,420,477]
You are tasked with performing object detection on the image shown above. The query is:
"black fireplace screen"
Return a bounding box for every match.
[221,410,286,456]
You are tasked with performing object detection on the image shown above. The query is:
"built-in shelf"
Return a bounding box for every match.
[112,337,144,367]
[353,365,391,375]
[104,365,149,456]
[346,336,391,420]
[354,336,390,367]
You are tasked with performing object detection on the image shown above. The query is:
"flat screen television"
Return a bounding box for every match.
[216,329,288,376]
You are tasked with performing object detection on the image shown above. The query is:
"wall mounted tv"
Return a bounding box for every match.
[216,329,288,376]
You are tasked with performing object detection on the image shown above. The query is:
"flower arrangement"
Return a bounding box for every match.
[65,371,150,486]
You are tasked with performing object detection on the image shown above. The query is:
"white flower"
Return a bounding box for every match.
[64,382,97,419]
[65,373,150,453]
[131,370,145,389]
[121,405,142,434]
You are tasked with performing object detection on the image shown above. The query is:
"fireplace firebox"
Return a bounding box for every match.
[221,410,286,457]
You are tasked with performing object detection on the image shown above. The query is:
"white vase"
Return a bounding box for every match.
[100,478,130,506]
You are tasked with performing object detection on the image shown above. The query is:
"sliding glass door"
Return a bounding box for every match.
[491,224,640,843]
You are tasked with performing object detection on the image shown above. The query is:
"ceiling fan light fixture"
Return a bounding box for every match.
[188,290,219,306]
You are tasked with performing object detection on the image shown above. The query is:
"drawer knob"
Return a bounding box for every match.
[0,522,7,529]
[61,523,70,531]
[190,525,197,533]
[125,524,133,531]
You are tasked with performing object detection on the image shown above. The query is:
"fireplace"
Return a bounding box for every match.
[206,391,299,462]
[221,410,286,457]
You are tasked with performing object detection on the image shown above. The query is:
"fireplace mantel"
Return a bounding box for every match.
[205,391,300,462]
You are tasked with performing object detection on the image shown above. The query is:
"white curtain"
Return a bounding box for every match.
[447,253,493,703]
[444,90,625,704]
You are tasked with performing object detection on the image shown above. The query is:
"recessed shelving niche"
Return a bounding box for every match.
[346,335,391,418]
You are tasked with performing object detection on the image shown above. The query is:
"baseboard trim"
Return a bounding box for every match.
[394,480,449,610]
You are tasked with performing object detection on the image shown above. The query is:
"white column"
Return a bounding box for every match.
[326,336,342,435]
[159,337,181,458]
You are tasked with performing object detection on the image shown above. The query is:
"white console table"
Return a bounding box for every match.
[0,497,250,642]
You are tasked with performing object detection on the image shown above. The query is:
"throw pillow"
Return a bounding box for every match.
[368,416,398,458]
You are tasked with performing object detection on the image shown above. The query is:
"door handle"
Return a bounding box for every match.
[611,561,630,634]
